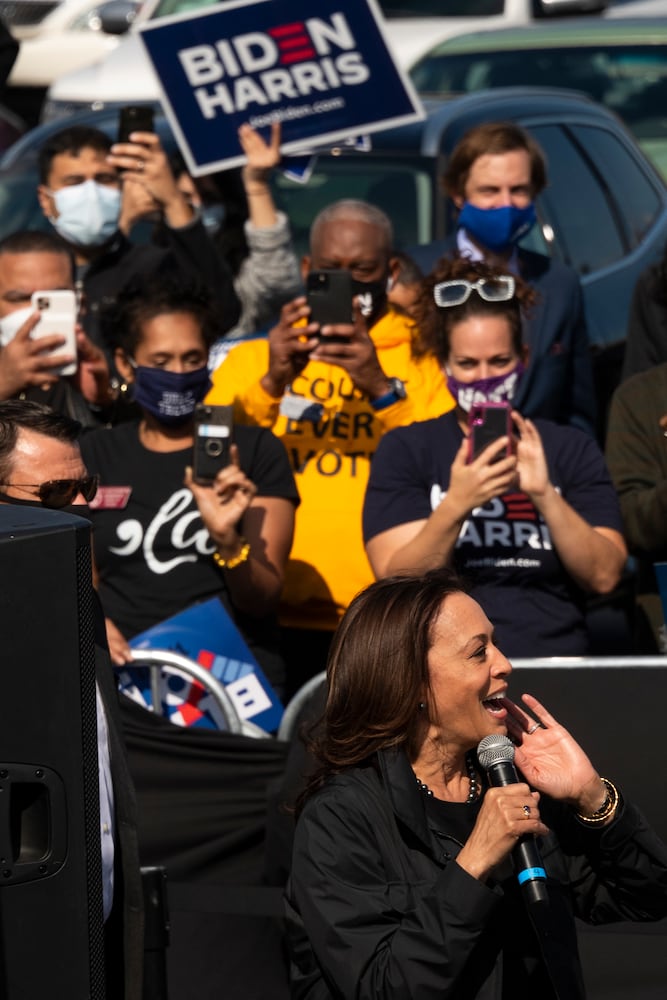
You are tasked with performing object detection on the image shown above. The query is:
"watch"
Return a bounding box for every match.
[370,377,407,411]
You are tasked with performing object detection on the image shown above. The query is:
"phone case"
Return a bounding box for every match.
[306,269,354,327]
[117,105,155,144]
[468,402,512,463]
[193,404,234,484]
[30,290,77,377]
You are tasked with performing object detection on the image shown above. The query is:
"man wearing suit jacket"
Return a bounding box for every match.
[0,399,144,999]
[410,121,596,435]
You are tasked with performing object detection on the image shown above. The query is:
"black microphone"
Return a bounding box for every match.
[477,734,549,907]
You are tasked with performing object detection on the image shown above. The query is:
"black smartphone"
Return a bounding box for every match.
[192,404,234,484]
[306,269,354,328]
[117,105,155,144]
[468,402,512,463]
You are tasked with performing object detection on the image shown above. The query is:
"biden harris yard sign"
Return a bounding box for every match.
[138,0,424,175]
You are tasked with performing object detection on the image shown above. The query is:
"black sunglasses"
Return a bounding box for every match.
[0,475,99,509]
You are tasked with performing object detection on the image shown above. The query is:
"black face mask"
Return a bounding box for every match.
[351,277,388,327]
[0,491,92,521]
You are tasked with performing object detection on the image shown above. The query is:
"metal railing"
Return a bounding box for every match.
[122,649,271,738]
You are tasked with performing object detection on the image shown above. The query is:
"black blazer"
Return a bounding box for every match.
[94,596,145,1000]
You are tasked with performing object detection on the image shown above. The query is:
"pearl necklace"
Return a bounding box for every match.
[415,751,480,804]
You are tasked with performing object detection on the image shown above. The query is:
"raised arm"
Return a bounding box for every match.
[513,412,626,593]
[186,440,295,615]
[365,432,517,579]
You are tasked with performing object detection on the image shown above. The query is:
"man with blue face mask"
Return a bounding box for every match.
[411,121,596,437]
[36,125,240,357]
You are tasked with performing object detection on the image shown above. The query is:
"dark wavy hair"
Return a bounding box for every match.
[38,125,112,185]
[101,267,223,357]
[0,400,80,482]
[298,569,469,808]
[412,255,537,364]
[443,121,548,203]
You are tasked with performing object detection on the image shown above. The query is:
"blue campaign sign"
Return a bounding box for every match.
[138,0,424,176]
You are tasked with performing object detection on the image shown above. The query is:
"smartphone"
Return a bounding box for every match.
[117,105,155,144]
[193,404,234,485]
[468,402,512,463]
[30,290,77,377]
[306,269,354,329]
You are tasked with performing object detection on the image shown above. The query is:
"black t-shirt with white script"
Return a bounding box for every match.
[81,420,299,686]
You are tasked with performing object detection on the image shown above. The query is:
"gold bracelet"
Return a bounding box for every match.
[212,538,250,570]
[575,777,619,825]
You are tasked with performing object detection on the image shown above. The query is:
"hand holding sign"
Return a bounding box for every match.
[138,0,424,176]
[240,121,281,183]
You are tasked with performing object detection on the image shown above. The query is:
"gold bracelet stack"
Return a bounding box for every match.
[575,777,619,825]
[212,538,250,570]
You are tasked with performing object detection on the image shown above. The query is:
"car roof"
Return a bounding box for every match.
[420,15,667,56]
[364,88,617,158]
[3,87,613,171]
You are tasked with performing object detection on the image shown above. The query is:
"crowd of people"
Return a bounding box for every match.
[2,111,667,997]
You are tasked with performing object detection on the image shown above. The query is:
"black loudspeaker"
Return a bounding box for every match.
[0,506,104,999]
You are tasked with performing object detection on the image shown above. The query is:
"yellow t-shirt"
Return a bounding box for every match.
[207,308,454,630]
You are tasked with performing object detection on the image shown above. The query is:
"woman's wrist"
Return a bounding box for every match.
[574,777,619,826]
[211,530,242,555]
[212,534,251,570]
[526,479,557,511]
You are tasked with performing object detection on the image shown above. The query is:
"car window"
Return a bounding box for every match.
[150,0,231,17]
[379,1,504,14]
[411,44,667,176]
[271,157,435,258]
[569,123,663,245]
[529,124,626,274]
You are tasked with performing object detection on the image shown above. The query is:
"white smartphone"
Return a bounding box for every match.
[30,289,77,377]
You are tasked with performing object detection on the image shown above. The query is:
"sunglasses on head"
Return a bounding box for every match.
[433,275,516,308]
[0,475,99,509]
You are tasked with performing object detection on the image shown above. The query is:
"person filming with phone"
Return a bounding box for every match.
[79,269,298,695]
[0,230,115,426]
[36,123,240,356]
[362,258,627,657]
[207,199,453,697]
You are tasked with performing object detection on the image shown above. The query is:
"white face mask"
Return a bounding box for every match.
[0,305,33,346]
[49,179,121,247]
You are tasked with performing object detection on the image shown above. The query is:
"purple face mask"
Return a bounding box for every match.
[445,362,525,413]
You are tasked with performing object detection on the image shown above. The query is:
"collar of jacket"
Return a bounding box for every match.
[377,747,444,855]
[370,306,417,351]
[83,229,132,275]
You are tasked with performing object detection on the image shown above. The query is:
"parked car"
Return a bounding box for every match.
[372,0,608,68]
[410,17,667,179]
[1,0,137,125]
[1,87,664,427]
[606,0,667,12]
[41,0,609,120]
[7,0,138,87]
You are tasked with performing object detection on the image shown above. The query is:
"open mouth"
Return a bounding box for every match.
[482,697,506,716]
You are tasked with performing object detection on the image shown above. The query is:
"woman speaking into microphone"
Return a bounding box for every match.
[285,570,667,999]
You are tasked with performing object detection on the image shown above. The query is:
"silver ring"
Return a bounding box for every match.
[527,723,543,735]
[522,804,531,818]
[137,159,144,172]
